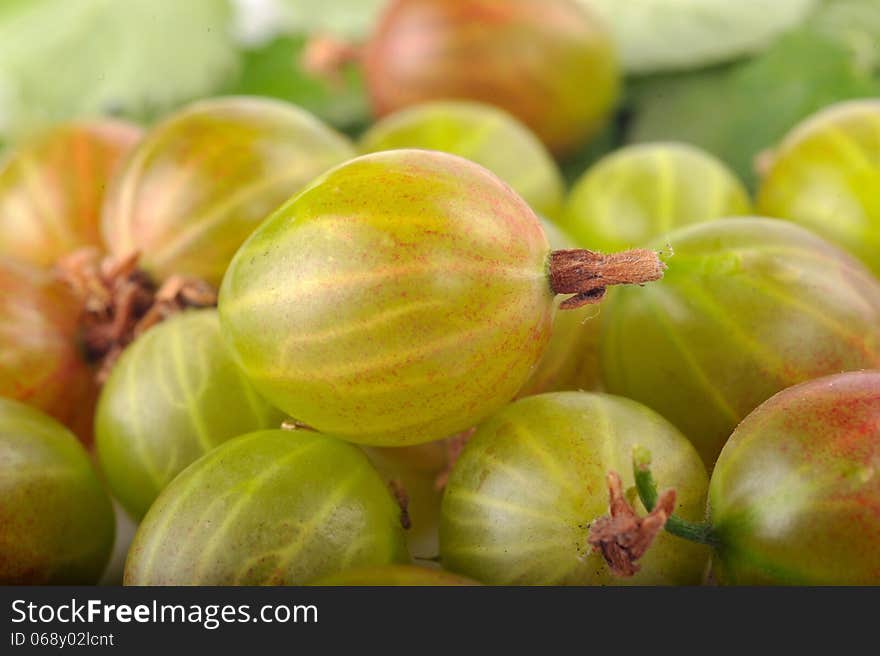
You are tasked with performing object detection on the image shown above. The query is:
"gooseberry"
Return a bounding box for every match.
[124,429,409,585]
[600,218,880,466]
[0,119,142,268]
[102,96,356,288]
[362,0,620,156]
[0,259,95,443]
[439,392,709,585]
[219,149,663,446]
[560,142,751,251]
[95,309,286,520]
[0,397,114,584]
[359,100,565,218]
[593,371,880,585]
[757,100,880,276]
[313,564,478,585]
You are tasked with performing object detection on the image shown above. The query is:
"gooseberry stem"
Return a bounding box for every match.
[549,248,666,309]
[632,446,719,548]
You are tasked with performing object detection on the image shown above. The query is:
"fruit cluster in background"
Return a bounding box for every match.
[1,0,879,587]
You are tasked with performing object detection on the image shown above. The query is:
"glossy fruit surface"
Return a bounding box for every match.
[313,564,478,585]
[560,142,751,251]
[0,398,114,584]
[0,259,96,443]
[757,100,880,275]
[363,0,620,155]
[601,218,880,466]
[0,119,142,268]
[125,430,409,585]
[360,101,565,218]
[102,96,355,287]
[516,219,600,397]
[440,392,709,585]
[710,371,880,585]
[219,149,553,446]
[95,310,285,520]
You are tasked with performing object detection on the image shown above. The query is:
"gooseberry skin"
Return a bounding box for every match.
[312,564,478,586]
[359,101,566,219]
[757,100,880,276]
[363,0,620,156]
[219,149,553,447]
[102,96,355,287]
[124,430,409,585]
[601,218,880,467]
[0,260,96,444]
[440,392,709,585]
[0,398,115,584]
[516,219,600,397]
[0,119,142,268]
[709,371,880,585]
[560,142,751,251]
[95,310,286,520]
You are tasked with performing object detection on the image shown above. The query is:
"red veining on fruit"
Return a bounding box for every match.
[57,249,216,382]
[549,248,666,309]
[588,471,676,577]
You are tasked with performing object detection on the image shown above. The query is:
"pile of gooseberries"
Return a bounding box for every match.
[2,1,880,588]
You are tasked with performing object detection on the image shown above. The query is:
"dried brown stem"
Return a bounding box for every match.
[388,479,411,530]
[549,248,666,310]
[587,471,675,577]
[301,34,363,86]
[56,249,217,383]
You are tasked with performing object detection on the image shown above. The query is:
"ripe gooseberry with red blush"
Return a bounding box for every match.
[0,119,142,268]
[362,0,620,156]
[0,259,96,444]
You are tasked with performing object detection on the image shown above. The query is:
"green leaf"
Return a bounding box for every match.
[224,35,370,131]
[0,0,239,139]
[274,0,384,38]
[627,28,879,189]
[581,0,819,74]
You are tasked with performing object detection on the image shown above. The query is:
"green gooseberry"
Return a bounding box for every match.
[0,119,142,268]
[363,0,620,156]
[757,100,880,276]
[601,218,880,467]
[560,142,751,251]
[439,392,709,585]
[219,149,663,447]
[124,429,409,585]
[359,100,565,218]
[609,371,880,585]
[0,397,115,584]
[95,309,285,520]
[102,96,355,287]
[313,564,479,586]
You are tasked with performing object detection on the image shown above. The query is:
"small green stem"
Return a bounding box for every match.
[632,446,720,548]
